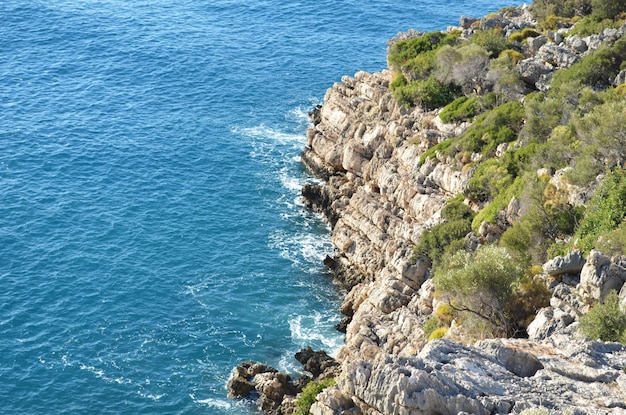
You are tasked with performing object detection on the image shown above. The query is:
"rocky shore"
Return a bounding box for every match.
[228,5,626,414]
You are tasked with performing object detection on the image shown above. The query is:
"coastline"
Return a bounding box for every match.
[230,4,626,414]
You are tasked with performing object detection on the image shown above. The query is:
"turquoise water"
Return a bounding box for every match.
[0,1,523,413]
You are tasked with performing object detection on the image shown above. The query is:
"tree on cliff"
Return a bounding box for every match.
[434,245,523,337]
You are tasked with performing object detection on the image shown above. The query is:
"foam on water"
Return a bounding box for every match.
[0,0,525,413]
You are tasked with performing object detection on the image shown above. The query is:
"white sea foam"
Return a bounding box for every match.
[289,312,343,355]
[232,124,304,144]
[190,394,232,409]
[268,229,333,271]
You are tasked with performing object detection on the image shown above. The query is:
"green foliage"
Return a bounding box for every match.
[551,39,626,90]
[295,378,336,415]
[531,0,592,22]
[592,0,626,19]
[423,316,441,339]
[498,49,524,64]
[574,168,626,253]
[439,93,497,123]
[471,28,513,57]
[595,222,626,256]
[508,28,542,43]
[392,75,459,110]
[388,31,461,68]
[428,327,449,341]
[390,70,407,89]
[472,176,524,231]
[458,101,524,156]
[579,291,626,342]
[569,100,626,185]
[507,276,552,334]
[434,245,524,337]
[414,195,474,264]
[467,158,514,202]
[403,50,437,81]
[567,14,623,37]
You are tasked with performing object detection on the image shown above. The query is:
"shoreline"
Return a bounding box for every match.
[230,4,626,414]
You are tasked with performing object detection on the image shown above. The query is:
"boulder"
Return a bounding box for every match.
[517,57,553,86]
[295,347,340,379]
[580,251,626,302]
[527,35,548,51]
[527,307,576,341]
[542,250,585,277]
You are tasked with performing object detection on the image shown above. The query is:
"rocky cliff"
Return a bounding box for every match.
[298,8,626,415]
[229,5,626,415]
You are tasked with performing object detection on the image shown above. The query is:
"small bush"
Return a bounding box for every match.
[428,327,449,341]
[579,291,626,342]
[551,39,626,89]
[568,14,623,37]
[393,76,459,110]
[295,378,336,415]
[471,28,513,57]
[508,32,525,43]
[499,49,524,64]
[423,316,440,339]
[467,158,514,202]
[388,31,461,68]
[574,168,626,253]
[507,276,552,335]
[434,303,455,325]
[439,93,497,123]
[459,101,524,156]
[434,245,524,337]
[592,0,626,19]
[414,195,474,263]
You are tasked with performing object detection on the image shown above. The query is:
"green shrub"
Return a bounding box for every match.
[459,101,524,156]
[580,291,626,342]
[574,168,626,253]
[428,327,449,341]
[567,14,622,37]
[403,50,437,81]
[393,75,459,110]
[390,70,407,89]
[434,245,524,337]
[592,0,626,19]
[551,39,626,89]
[439,93,497,123]
[507,276,552,334]
[499,49,524,64]
[388,30,461,68]
[521,28,542,38]
[531,0,592,22]
[467,158,514,202]
[295,378,336,415]
[423,316,441,339]
[471,28,513,57]
[508,32,525,43]
[414,195,474,263]
[595,222,626,256]
[472,175,525,231]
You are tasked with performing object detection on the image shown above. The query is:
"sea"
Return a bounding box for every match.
[0,1,524,413]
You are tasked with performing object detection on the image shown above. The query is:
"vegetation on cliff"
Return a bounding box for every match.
[391,0,626,340]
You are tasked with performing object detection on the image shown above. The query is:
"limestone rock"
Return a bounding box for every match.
[580,251,626,302]
[542,250,586,277]
[527,307,576,341]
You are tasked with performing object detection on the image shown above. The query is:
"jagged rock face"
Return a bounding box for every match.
[298,8,626,415]
[336,337,626,415]
[302,70,463,362]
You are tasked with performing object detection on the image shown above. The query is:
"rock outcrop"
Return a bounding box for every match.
[231,6,626,415]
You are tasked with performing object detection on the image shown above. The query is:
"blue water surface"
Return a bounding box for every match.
[0,0,523,413]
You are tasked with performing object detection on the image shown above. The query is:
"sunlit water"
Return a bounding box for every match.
[0,0,524,413]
